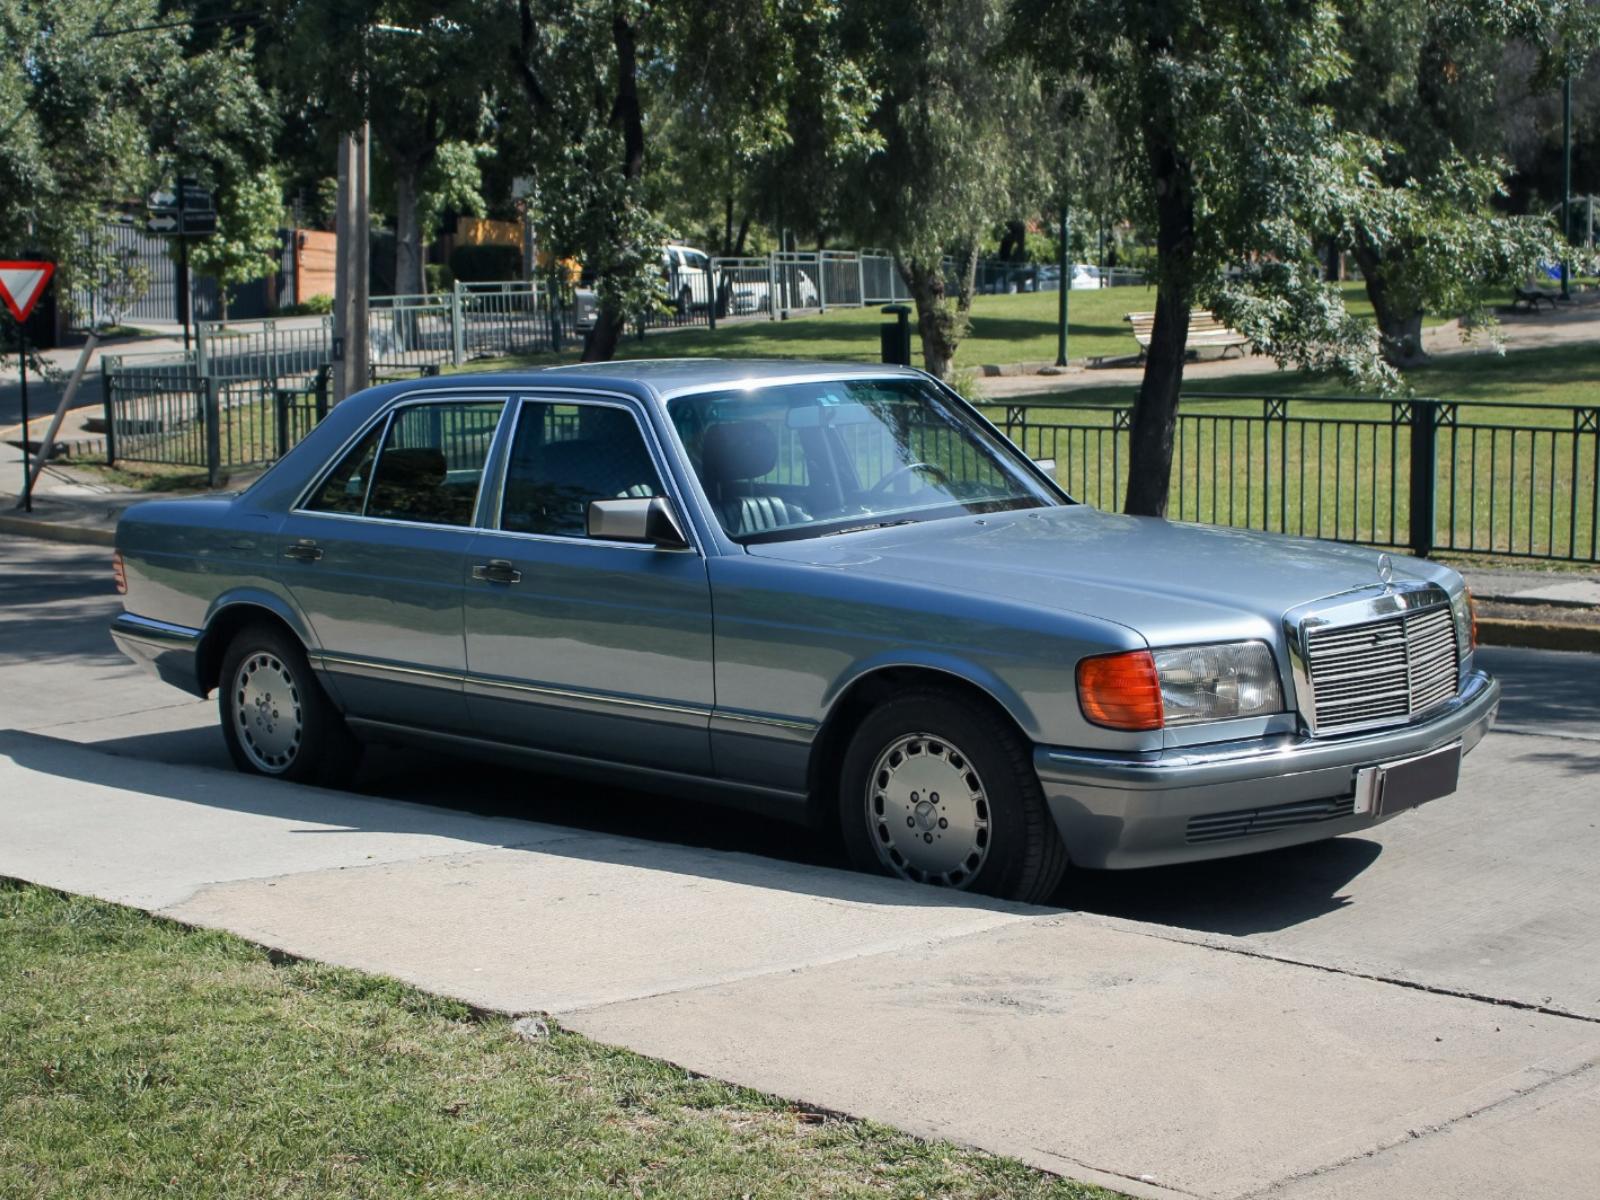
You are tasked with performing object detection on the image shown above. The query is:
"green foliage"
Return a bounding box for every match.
[189,167,286,294]
[0,0,272,299]
[425,262,456,293]
[278,292,334,316]
[418,141,490,242]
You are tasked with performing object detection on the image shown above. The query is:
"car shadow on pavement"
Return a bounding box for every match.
[1,728,1043,917]
[1058,837,1383,936]
[12,724,1397,931]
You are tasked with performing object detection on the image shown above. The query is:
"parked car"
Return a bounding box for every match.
[110,361,1498,902]
[662,244,718,315]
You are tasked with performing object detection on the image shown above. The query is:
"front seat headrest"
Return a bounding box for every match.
[701,420,778,483]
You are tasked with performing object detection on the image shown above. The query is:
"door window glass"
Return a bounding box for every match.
[500,401,665,537]
[304,422,383,514]
[361,401,504,526]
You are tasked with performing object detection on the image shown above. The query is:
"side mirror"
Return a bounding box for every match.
[587,496,691,550]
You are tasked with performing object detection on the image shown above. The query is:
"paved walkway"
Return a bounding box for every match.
[1,537,1598,1200]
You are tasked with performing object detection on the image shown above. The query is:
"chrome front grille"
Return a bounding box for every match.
[1303,603,1459,734]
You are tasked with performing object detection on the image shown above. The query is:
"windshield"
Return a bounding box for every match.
[667,377,1063,544]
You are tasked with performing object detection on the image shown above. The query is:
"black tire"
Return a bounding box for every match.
[217,622,360,786]
[837,687,1068,903]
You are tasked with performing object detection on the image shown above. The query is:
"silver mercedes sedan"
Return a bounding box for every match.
[110,360,1499,902]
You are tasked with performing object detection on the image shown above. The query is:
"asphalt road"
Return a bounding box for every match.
[4,534,1599,1198]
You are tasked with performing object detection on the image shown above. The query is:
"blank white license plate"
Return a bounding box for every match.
[1352,742,1462,817]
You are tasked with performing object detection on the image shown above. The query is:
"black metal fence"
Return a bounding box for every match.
[1001,394,1600,562]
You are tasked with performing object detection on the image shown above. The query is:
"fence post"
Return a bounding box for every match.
[768,255,778,321]
[817,255,827,313]
[1408,399,1438,558]
[450,282,465,367]
[204,376,222,489]
[275,389,289,459]
[101,359,117,466]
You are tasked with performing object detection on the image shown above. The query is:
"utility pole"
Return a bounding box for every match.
[1561,74,1572,301]
[332,124,371,403]
[1055,201,1069,368]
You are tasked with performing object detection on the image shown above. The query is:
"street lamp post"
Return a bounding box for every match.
[1056,202,1069,368]
[1561,74,1572,301]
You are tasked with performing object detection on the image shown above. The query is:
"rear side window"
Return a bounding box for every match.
[304,424,383,514]
[305,400,504,526]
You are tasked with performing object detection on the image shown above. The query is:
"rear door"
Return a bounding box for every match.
[277,395,507,730]
[461,393,714,773]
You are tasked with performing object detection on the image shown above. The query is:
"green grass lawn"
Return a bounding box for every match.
[0,882,1120,1200]
[464,281,1453,373]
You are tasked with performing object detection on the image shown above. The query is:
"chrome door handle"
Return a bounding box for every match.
[283,541,323,562]
[471,559,522,584]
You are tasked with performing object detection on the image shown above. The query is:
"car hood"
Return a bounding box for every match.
[746,505,1458,646]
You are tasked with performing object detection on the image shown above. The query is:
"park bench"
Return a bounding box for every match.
[1124,309,1251,360]
[1512,284,1560,311]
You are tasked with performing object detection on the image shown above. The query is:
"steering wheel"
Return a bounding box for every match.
[865,461,951,499]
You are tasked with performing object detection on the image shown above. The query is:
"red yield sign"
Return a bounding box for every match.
[0,261,55,323]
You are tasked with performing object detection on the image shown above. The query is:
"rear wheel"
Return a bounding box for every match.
[218,623,359,785]
[837,688,1068,903]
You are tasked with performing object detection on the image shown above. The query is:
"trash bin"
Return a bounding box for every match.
[879,305,912,366]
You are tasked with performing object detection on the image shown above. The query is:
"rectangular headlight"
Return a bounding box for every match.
[1152,641,1284,726]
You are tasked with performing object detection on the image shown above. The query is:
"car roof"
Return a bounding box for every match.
[536,358,928,400]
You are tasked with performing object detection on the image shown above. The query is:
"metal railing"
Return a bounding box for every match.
[1001,394,1600,562]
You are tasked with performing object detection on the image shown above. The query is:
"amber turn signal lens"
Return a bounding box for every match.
[1076,649,1164,731]
[112,550,127,595]
[1466,588,1478,649]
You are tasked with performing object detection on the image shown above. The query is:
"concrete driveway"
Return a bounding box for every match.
[2,536,1598,1199]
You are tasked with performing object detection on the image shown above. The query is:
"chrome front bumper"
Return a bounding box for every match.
[110,612,207,698]
[1035,670,1500,869]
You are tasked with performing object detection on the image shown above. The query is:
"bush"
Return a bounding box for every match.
[425,263,455,293]
[449,244,521,284]
[276,293,334,316]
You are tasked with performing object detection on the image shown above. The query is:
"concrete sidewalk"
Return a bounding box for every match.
[2,725,1597,1200]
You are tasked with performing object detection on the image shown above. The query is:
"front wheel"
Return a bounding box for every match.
[837,689,1068,903]
[218,623,359,785]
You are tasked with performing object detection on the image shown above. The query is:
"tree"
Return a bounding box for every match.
[0,0,271,305]
[1326,1,1584,364]
[508,0,876,361]
[189,168,286,319]
[1009,0,1419,517]
[832,0,1059,378]
[260,2,496,296]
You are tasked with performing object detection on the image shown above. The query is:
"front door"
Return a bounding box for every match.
[278,395,507,730]
[462,395,714,773]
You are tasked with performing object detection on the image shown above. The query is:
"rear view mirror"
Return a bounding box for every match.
[587,497,691,549]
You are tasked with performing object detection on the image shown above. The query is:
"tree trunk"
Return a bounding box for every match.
[1352,236,1427,366]
[582,8,646,364]
[1123,139,1196,518]
[898,255,965,380]
[393,162,424,296]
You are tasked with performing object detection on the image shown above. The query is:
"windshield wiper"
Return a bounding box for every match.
[820,518,918,538]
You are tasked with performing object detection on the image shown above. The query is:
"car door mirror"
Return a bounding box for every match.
[587,497,691,550]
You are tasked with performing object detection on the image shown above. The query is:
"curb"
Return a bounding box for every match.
[1476,616,1600,655]
[0,513,115,547]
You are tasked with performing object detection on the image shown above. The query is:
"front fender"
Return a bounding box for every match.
[821,648,1041,741]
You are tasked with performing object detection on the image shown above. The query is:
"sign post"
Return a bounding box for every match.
[0,260,57,512]
[147,179,216,350]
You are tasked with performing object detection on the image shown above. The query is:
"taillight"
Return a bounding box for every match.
[112,550,127,595]
[1076,649,1164,731]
